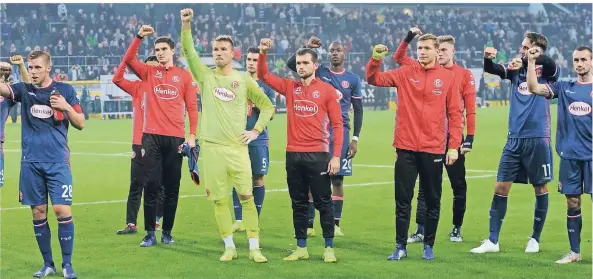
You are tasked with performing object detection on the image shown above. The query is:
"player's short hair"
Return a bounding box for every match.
[154,37,175,50]
[144,55,157,63]
[575,46,593,59]
[28,50,51,64]
[437,35,456,46]
[0,62,11,81]
[247,47,260,54]
[296,48,318,63]
[213,35,234,48]
[524,32,548,52]
[418,34,438,49]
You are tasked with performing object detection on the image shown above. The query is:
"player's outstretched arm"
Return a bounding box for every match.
[483,47,509,79]
[112,60,139,97]
[11,55,30,83]
[257,38,290,96]
[366,45,400,87]
[526,48,554,98]
[180,8,210,86]
[393,28,420,66]
[246,77,274,134]
[123,26,153,81]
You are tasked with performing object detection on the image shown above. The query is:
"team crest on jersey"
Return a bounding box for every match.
[172,76,180,82]
[312,90,320,98]
[295,87,302,95]
[433,79,443,88]
[232,80,239,89]
[341,80,350,89]
[155,70,163,79]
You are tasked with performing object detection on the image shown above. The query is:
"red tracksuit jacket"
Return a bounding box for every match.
[366,56,463,154]
[112,60,146,146]
[393,41,476,136]
[257,52,344,157]
[123,37,198,138]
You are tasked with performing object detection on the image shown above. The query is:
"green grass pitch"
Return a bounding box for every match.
[1,106,591,279]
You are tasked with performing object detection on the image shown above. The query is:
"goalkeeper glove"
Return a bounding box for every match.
[372,44,389,60]
[462,135,474,150]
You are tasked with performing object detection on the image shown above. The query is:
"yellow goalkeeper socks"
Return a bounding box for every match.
[214,198,233,239]
[240,197,260,239]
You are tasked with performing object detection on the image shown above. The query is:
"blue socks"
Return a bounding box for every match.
[567,208,582,253]
[297,238,307,248]
[325,238,334,248]
[33,219,54,265]
[233,185,266,219]
[531,193,549,242]
[488,194,508,244]
[253,185,265,216]
[57,216,74,265]
[232,188,242,220]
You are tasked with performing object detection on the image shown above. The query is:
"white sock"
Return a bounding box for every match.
[223,235,235,248]
[248,237,259,250]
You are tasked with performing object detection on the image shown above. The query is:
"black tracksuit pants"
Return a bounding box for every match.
[125,144,164,225]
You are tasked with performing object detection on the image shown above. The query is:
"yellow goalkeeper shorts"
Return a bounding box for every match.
[201,141,253,201]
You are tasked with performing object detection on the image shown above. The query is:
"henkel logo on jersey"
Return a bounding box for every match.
[30,104,54,119]
[154,84,180,100]
[517,82,532,96]
[568,101,592,116]
[293,100,318,117]
[214,87,236,102]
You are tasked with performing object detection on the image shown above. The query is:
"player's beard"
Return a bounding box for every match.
[298,71,314,80]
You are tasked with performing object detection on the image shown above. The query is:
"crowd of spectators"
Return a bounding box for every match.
[1,3,591,82]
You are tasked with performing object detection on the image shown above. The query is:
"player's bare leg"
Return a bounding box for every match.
[238,193,268,263]
[470,182,511,253]
[525,184,549,253]
[556,195,582,264]
[331,176,345,236]
[32,205,57,278]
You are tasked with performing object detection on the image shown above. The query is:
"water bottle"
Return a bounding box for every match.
[50,87,64,121]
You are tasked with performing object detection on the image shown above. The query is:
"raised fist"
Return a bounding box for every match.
[180,8,193,23]
[259,38,273,52]
[484,47,497,59]
[307,37,322,49]
[372,44,389,60]
[10,55,24,65]
[527,47,542,62]
[138,25,154,38]
[410,27,423,36]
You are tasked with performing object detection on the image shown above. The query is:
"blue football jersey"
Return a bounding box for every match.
[547,80,592,160]
[8,81,80,162]
[504,64,559,138]
[316,64,363,130]
[0,95,16,143]
[246,79,276,147]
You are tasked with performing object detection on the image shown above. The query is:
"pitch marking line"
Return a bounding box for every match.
[0,174,495,211]
[2,149,497,173]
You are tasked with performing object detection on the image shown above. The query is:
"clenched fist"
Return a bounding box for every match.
[484,47,497,59]
[527,47,542,62]
[307,36,322,48]
[410,27,423,36]
[372,44,389,60]
[10,55,24,65]
[138,25,154,38]
[259,38,273,52]
[180,8,193,23]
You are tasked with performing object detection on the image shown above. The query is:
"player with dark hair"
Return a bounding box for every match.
[286,37,364,237]
[231,47,276,233]
[366,32,463,260]
[113,55,166,235]
[0,50,85,279]
[258,38,343,263]
[181,8,274,263]
[123,25,199,247]
[526,46,592,264]
[471,31,560,254]
[393,28,476,243]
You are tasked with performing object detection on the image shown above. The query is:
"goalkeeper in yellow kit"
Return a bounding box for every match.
[180,8,275,263]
